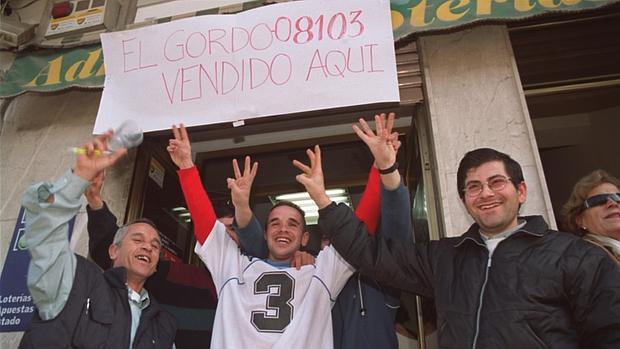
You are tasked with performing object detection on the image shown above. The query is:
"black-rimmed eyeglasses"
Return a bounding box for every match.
[584,193,620,209]
[463,176,512,197]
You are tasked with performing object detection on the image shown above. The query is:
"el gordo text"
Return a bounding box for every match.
[119,10,386,104]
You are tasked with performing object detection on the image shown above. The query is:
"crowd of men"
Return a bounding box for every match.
[17,113,620,348]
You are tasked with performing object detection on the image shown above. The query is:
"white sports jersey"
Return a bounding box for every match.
[195,220,354,349]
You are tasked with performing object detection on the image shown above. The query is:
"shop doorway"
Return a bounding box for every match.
[122,104,440,347]
[126,105,434,262]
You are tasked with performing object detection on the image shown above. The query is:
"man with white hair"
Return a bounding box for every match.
[19,131,177,348]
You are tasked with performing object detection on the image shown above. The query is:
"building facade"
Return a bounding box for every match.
[1,0,619,347]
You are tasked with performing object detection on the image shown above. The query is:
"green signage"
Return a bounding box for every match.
[0,44,104,97]
[391,0,617,40]
[1,0,617,97]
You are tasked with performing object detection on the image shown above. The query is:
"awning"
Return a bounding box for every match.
[0,45,104,97]
[391,0,618,40]
[1,0,617,98]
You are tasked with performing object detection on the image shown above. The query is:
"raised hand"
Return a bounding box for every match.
[85,170,105,210]
[167,124,194,169]
[227,156,259,209]
[293,145,331,209]
[227,156,258,228]
[352,112,397,170]
[384,112,401,154]
[73,131,126,182]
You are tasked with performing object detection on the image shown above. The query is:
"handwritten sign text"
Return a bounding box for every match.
[95,0,399,133]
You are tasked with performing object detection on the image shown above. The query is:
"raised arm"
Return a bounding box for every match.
[168,124,264,258]
[21,132,126,320]
[294,144,431,295]
[85,171,118,270]
[225,156,268,258]
[354,166,381,235]
[354,112,412,241]
[380,178,412,242]
[319,202,434,297]
[168,124,217,245]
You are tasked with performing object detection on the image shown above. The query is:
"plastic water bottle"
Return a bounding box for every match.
[70,120,144,155]
[107,120,144,151]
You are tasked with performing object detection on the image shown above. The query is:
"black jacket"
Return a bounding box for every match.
[19,255,177,349]
[86,203,221,348]
[319,203,620,348]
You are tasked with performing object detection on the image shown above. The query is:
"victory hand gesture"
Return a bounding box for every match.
[227,156,259,209]
[293,145,331,209]
[352,112,398,170]
[167,124,194,169]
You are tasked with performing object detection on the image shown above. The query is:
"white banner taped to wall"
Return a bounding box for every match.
[95,0,399,133]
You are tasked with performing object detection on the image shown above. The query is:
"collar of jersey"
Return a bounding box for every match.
[264,259,290,269]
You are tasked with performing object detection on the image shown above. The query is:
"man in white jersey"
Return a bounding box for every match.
[166,124,355,349]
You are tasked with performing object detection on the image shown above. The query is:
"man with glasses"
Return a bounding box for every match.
[302,140,620,348]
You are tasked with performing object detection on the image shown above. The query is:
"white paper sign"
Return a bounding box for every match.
[95,0,399,133]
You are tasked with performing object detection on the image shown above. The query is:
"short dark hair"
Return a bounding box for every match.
[213,200,234,218]
[267,201,307,231]
[456,148,524,200]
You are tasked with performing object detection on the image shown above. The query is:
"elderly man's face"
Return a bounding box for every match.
[109,223,161,291]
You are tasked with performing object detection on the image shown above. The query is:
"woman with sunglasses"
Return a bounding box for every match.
[563,169,620,263]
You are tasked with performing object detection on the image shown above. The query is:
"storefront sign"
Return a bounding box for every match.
[0,45,104,97]
[391,0,618,39]
[1,0,617,98]
[0,208,75,332]
[95,0,399,132]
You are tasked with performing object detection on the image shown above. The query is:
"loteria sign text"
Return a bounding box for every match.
[95,0,399,133]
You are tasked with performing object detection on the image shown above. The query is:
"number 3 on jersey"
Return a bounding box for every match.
[251,271,295,332]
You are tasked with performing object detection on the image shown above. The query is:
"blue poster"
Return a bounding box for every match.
[0,207,75,332]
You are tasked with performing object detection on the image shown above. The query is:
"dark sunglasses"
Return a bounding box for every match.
[584,193,620,209]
